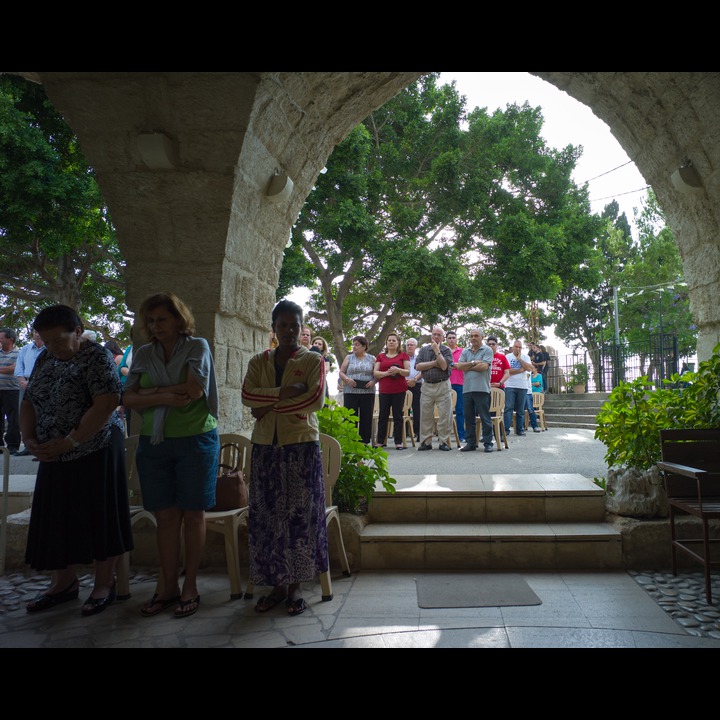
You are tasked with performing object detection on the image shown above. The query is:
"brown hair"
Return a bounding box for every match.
[138,292,195,341]
[352,335,368,349]
[312,336,329,354]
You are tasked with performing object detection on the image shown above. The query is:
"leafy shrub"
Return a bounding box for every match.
[568,362,589,386]
[594,342,720,471]
[317,400,396,513]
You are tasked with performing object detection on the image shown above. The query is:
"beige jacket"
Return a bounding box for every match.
[241,346,326,446]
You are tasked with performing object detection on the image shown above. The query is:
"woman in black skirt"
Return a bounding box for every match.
[20,305,133,616]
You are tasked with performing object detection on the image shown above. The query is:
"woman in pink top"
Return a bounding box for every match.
[373,333,410,450]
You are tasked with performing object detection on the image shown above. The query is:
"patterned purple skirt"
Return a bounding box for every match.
[248,442,329,587]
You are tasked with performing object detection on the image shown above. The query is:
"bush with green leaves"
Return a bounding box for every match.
[317,400,397,513]
[594,342,720,471]
[568,362,589,386]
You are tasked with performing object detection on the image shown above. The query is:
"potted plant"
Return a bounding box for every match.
[594,343,720,518]
[317,399,397,513]
[568,362,589,393]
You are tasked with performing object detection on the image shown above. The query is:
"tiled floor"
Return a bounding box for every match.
[2,567,719,648]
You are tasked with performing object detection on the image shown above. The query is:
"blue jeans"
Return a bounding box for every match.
[504,387,527,433]
[525,393,538,429]
[452,383,465,440]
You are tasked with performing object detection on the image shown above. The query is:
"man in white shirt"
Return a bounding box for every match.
[504,340,534,436]
[14,330,46,455]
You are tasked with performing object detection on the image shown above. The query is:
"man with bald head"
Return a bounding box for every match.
[414,326,454,451]
[455,328,494,452]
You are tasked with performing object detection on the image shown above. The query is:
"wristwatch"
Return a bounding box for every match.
[472,360,477,367]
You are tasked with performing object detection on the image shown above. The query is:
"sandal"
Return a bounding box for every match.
[254,592,287,613]
[174,595,200,618]
[26,578,79,613]
[286,597,307,616]
[140,593,181,617]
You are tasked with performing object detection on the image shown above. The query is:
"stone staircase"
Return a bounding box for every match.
[542,392,610,430]
[358,473,623,571]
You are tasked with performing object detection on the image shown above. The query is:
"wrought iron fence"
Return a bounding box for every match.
[547,334,684,394]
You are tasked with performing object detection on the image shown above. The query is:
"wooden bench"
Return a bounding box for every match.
[657,429,720,603]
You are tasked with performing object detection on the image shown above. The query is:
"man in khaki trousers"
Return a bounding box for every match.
[414,326,454,451]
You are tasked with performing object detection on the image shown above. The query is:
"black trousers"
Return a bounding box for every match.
[343,392,375,445]
[463,391,493,447]
[0,389,21,450]
[376,391,405,446]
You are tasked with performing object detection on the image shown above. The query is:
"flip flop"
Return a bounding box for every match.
[286,597,307,616]
[140,593,181,617]
[254,593,287,613]
[174,595,200,618]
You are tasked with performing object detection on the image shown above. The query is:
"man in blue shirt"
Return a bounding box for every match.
[455,329,495,452]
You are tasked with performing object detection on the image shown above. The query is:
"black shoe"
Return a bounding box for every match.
[438,443,451,451]
[533,428,541,433]
[516,431,526,436]
[14,448,30,456]
[26,579,79,613]
[460,444,476,452]
[484,445,494,453]
[418,443,432,451]
[7,448,18,455]
[81,582,117,617]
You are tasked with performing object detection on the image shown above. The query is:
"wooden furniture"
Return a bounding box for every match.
[243,432,350,602]
[203,433,251,600]
[478,387,509,451]
[117,434,160,600]
[657,429,720,604]
[523,393,547,431]
[384,390,416,448]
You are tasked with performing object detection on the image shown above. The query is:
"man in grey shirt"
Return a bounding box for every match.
[455,328,494,452]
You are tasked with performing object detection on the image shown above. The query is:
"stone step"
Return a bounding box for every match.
[360,522,623,570]
[361,473,622,570]
[545,420,598,431]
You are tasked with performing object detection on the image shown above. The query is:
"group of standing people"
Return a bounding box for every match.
[335,327,549,452]
[19,294,329,622]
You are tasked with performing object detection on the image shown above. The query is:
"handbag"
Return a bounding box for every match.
[208,444,248,512]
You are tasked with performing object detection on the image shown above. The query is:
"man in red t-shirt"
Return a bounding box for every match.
[487,336,510,389]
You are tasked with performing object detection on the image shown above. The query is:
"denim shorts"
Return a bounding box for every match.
[136,429,220,511]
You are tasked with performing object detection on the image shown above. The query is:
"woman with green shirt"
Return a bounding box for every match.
[123,292,220,619]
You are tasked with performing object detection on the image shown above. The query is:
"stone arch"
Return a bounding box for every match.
[5,71,720,432]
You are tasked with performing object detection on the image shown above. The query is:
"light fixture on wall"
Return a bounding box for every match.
[265,169,294,203]
[671,159,703,196]
[137,132,179,170]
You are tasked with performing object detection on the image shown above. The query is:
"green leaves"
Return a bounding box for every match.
[317,400,396,514]
[594,343,720,471]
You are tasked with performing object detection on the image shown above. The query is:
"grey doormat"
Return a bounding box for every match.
[416,573,542,608]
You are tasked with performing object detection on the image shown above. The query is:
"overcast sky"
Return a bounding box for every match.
[439,71,650,227]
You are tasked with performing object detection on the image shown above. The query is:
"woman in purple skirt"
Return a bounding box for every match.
[241,299,328,616]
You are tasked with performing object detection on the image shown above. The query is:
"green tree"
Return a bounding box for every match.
[279,73,600,362]
[549,201,637,365]
[0,75,129,341]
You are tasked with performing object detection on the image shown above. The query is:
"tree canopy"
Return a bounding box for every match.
[0,75,128,342]
[279,73,602,361]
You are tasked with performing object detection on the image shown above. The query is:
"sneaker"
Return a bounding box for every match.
[418,443,433,451]
[484,445,494,453]
[13,448,30,456]
[516,431,526,436]
[438,443,451,451]
[460,444,476,452]
[533,428,541,433]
